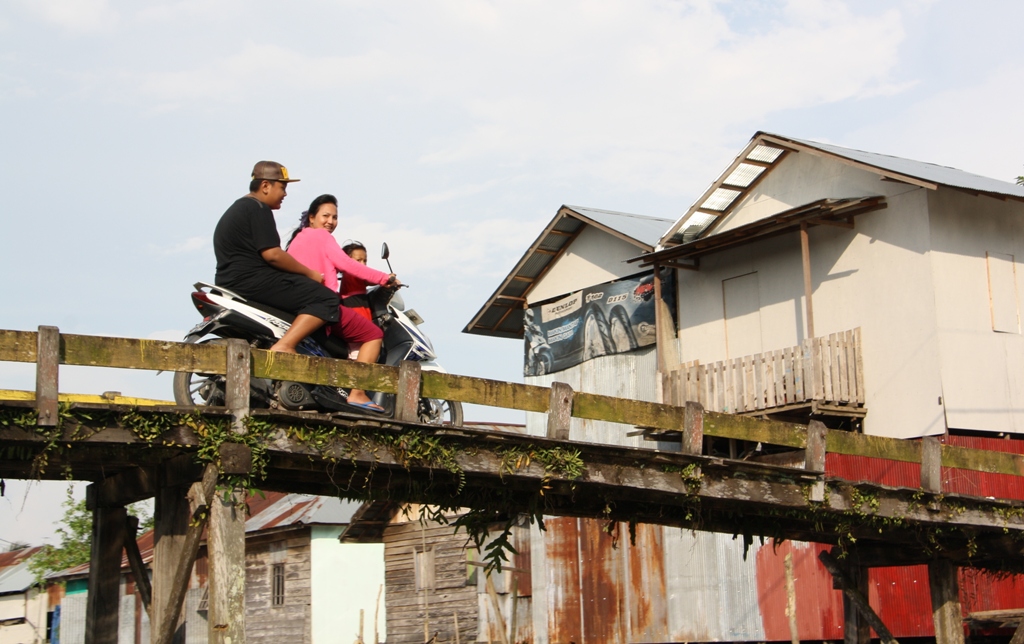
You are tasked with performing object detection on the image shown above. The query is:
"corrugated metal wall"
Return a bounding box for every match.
[525,346,659,447]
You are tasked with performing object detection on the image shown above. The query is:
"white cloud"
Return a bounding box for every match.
[16,0,119,32]
[411,179,504,204]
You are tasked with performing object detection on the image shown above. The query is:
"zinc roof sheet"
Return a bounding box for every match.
[564,206,673,247]
[773,133,1024,199]
[0,547,43,594]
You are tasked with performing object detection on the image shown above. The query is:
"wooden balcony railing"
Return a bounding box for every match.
[665,328,865,417]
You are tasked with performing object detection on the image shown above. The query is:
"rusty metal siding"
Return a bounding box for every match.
[544,516,584,642]
[580,519,627,643]
[626,523,669,643]
[525,346,659,447]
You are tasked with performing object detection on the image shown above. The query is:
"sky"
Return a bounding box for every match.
[2,0,1023,546]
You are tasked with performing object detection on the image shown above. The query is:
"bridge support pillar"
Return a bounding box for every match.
[209,485,247,644]
[84,505,127,644]
[929,559,964,644]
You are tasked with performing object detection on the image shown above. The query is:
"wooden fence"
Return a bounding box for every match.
[2,326,1024,492]
[666,328,864,415]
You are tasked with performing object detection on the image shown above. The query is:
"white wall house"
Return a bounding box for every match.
[0,547,48,644]
[645,132,1024,438]
[462,133,1024,643]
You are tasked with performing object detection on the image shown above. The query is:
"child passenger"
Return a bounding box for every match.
[340,241,374,323]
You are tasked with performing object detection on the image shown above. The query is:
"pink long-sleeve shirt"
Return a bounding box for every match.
[287,227,390,293]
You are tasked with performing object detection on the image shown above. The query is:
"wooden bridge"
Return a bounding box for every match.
[3,326,1024,644]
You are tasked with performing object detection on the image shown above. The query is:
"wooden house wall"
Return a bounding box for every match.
[673,153,947,438]
[383,520,480,644]
[245,529,312,643]
[927,186,1024,434]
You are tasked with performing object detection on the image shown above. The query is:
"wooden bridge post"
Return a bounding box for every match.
[35,325,60,426]
[547,382,573,440]
[682,401,704,455]
[84,505,127,644]
[208,338,251,644]
[819,550,895,644]
[921,436,942,494]
[928,559,964,644]
[395,360,423,423]
[805,420,827,502]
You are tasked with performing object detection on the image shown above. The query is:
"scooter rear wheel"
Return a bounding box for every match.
[172,336,227,407]
[420,398,463,426]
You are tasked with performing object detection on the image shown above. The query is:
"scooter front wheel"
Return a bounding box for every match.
[419,398,463,426]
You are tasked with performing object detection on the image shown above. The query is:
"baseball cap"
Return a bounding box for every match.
[251,160,300,183]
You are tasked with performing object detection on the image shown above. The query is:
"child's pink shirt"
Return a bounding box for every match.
[287,228,390,293]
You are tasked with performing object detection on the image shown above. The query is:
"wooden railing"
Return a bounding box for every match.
[666,329,864,415]
[2,327,1024,495]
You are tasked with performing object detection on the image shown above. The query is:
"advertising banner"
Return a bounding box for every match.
[524,269,675,376]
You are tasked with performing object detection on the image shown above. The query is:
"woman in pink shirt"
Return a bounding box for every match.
[286,194,399,411]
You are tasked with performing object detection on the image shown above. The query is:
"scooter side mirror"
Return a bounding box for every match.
[381,243,390,260]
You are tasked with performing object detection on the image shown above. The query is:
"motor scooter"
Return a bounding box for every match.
[172,243,463,425]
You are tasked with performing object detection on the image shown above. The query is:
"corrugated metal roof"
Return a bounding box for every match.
[657,131,1024,249]
[244,493,361,532]
[563,206,673,248]
[776,133,1024,200]
[465,205,673,339]
[0,547,42,594]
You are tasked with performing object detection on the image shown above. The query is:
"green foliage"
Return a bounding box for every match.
[27,488,153,584]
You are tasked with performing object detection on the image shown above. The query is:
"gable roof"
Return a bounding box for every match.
[464,205,673,339]
[658,131,1024,248]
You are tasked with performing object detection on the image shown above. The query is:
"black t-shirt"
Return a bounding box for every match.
[213,196,282,288]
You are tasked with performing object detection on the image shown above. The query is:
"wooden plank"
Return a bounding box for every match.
[209,482,246,644]
[813,337,824,400]
[845,329,857,403]
[941,443,1024,477]
[715,360,725,413]
[754,354,765,411]
[547,382,573,441]
[253,349,397,394]
[62,332,226,374]
[783,347,795,405]
[822,337,833,402]
[819,551,897,644]
[830,333,842,403]
[798,339,815,399]
[800,222,815,340]
[844,561,871,644]
[854,328,865,404]
[85,505,126,644]
[793,344,805,402]
[774,350,785,407]
[764,353,776,408]
[827,431,921,463]
[928,559,965,644]
[837,332,849,403]
[87,467,156,509]
[421,371,549,413]
[744,356,755,412]
[36,326,60,427]
[0,329,38,362]
[395,361,423,423]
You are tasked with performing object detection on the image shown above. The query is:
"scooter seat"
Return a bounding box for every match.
[241,299,351,359]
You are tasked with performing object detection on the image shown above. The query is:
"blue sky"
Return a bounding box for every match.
[2,0,1023,545]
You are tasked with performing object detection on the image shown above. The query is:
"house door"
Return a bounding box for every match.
[723,272,763,359]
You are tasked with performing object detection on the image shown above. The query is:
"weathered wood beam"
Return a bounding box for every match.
[85,505,126,644]
[208,482,246,644]
[546,382,573,440]
[35,326,60,427]
[87,467,157,509]
[395,361,423,423]
[819,550,898,644]
[154,463,218,644]
[124,515,152,619]
[929,559,965,644]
